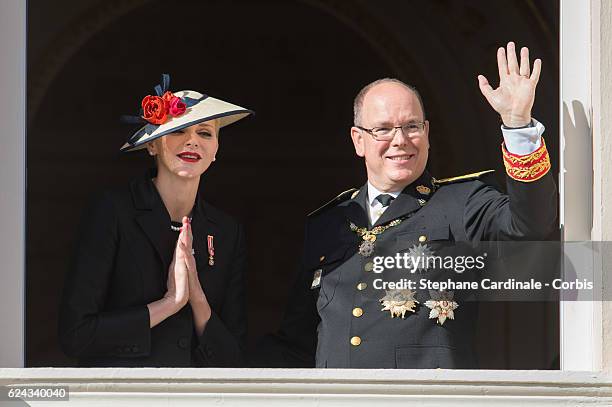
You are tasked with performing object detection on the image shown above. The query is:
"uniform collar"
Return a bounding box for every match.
[401,169,436,200]
[370,169,436,227]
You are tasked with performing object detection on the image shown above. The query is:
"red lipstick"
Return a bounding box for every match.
[176,151,202,163]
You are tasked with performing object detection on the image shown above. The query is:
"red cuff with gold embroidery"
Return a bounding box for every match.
[502,137,551,182]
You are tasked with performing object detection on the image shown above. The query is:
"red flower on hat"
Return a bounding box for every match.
[141,92,186,125]
[141,95,168,125]
[162,91,174,104]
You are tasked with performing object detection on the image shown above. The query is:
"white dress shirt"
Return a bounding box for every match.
[366,183,401,224]
[501,118,545,155]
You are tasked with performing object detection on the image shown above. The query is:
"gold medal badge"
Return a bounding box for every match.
[416,185,431,195]
[379,289,419,318]
[424,290,459,325]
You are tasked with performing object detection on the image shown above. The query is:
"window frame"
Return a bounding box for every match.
[0,0,605,374]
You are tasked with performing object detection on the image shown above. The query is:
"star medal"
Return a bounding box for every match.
[406,243,435,273]
[350,218,404,258]
[207,235,215,266]
[380,289,419,318]
[358,240,375,257]
[424,290,458,325]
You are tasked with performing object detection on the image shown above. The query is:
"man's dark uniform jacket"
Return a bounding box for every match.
[59,170,247,367]
[258,167,557,369]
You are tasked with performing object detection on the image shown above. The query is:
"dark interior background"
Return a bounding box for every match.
[27,0,560,368]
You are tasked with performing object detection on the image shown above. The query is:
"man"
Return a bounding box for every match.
[260,42,556,368]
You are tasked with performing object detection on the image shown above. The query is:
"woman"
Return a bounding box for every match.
[59,75,252,367]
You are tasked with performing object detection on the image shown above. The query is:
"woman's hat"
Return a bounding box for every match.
[120,74,253,152]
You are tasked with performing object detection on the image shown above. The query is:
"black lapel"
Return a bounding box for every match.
[373,170,436,226]
[131,171,172,266]
[342,184,369,228]
[320,184,365,259]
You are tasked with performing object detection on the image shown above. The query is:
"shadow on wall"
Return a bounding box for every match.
[562,100,592,239]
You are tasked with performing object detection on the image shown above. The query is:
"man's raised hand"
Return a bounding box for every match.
[478,41,541,128]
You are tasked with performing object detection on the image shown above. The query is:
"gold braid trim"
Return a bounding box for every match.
[433,170,495,185]
[502,137,551,182]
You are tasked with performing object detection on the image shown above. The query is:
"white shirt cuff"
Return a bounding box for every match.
[501,118,545,155]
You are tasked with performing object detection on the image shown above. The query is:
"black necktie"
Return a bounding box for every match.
[375,194,395,207]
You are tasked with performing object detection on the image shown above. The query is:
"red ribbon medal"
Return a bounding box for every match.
[207,235,215,266]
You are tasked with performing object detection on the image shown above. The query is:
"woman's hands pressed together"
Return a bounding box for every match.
[147,216,212,332]
[163,226,190,310]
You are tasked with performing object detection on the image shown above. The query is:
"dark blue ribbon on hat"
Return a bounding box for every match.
[154,73,170,97]
[152,73,207,106]
[183,95,207,107]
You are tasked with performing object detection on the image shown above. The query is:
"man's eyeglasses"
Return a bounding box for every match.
[356,121,426,141]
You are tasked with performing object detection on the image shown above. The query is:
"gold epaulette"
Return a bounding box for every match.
[308,188,358,217]
[432,170,495,186]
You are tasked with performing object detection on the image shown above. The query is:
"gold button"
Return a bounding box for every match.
[418,235,427,242]
[357,282,367,290]
[319,255,325,262]
[352,307,363,317]
[350,336,362,346]
[364,262,374,272]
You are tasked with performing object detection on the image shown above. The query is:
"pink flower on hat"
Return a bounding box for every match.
[168,95,186,117]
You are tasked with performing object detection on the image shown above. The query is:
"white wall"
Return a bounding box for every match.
[592,0,612,372]
[1,368,611,406]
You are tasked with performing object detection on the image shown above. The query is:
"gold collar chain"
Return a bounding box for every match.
[349,216,408,257]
